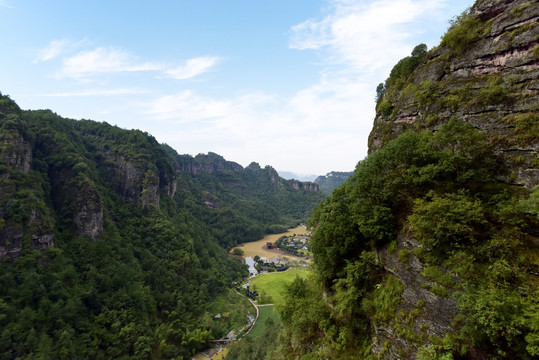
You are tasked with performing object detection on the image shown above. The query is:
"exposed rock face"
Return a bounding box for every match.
[368,0,539,188]
[0,95,179,258]
[286,179,319,192]
[0,104,55,259]
[102,153,176,208]
[176,152,243,175]
[372,234,461,359]
[5,136,32,173]
[73,179,103,242]
[366,1,537,357]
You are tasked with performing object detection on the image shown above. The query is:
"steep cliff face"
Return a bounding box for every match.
[369,0,538,188]
[0,98,181,257]
[175,152,243,175]
[0,97,55,258]
[263,164,320,192]
[286,178,319,192]
[365,1,538,358]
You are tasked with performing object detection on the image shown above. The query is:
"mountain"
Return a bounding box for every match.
[277,1,539,359]
[314,171,354,194]
[278,171,318,182]
[0,93,324,359]
[164,150,324,248]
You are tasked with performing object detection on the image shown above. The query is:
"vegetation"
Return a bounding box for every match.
[165,151,325,249]
[279,118,538,359]
[315,171,354,195]
[441,8,485,56]
[250,268,311,305]
[0,94,323,359]
[224,307,281,360]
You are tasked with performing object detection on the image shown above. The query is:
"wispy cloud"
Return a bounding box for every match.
[290,0,448,72]
[164,56,221,80]
[144,0,457,173]
[55,45,220,81]
[35,40,70,62]
[35,39,90,62]
[41,88,150,97]
[0,0,14,9]
[60,47,161,79]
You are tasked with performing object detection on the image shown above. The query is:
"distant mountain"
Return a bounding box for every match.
[277,170,318,182]
[314,171,353,194]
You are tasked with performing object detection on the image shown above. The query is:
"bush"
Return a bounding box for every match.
[442,9,484,55]
[232,248,245,256]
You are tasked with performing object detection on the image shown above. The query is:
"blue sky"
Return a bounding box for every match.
[0,0,473,176]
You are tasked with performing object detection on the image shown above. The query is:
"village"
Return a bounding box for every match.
[273,233,311,258]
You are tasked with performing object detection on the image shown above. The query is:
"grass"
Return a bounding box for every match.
[250,268,311,305]
[247,306,280,339]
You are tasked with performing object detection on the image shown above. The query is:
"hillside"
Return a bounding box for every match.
[275,1,538,359]
[0,93,324,359]
[315,171,354,195]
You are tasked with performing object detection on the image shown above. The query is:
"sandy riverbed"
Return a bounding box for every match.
[231,225,308,261]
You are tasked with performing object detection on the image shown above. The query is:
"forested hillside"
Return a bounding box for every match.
[0,93,324,359]
[315,171,354,194]
[165,150,324,249]
[276,0,538,359]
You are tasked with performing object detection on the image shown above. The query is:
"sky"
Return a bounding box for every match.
[0,0,474,176]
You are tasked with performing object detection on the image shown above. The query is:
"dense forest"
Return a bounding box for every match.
[0,93,324,359]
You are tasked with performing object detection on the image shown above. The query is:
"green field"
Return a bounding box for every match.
[247,306,280,339]
[251,268,311,305]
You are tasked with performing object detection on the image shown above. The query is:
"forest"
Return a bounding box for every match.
[0,93,324,359]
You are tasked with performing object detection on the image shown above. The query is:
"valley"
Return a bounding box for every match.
[0,0,537,359]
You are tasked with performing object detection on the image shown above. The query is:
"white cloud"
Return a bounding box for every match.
[290,0,448,72]
[146,91,233,122]
[60,47,161,79]
[36,40,69,62]
[143,0,459,174]
[57,45,220,82]
[164,56,221,80]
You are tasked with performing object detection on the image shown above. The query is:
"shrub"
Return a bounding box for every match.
[442,9,484,55]
[232,248,244,256]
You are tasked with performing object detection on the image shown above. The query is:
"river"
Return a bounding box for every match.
[192,226,308,359]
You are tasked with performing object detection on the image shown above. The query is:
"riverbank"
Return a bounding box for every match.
[193,227,310,359]
[231,225,308,261]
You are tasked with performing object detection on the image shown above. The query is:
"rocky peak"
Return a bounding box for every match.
[365,1,538,357]
[368,0,538,188]
[286,179,319,192]
[176,152,243,175]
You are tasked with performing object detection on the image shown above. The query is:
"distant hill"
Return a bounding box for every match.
[277,170,318,182]
[314,171,353,194]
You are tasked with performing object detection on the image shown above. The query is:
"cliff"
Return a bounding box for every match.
[0,97,55,258]
[280,2,538,359]
[365,0,539,358]
[315,171,353,194]
[0,97,177,258]
[369,0,538,188]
